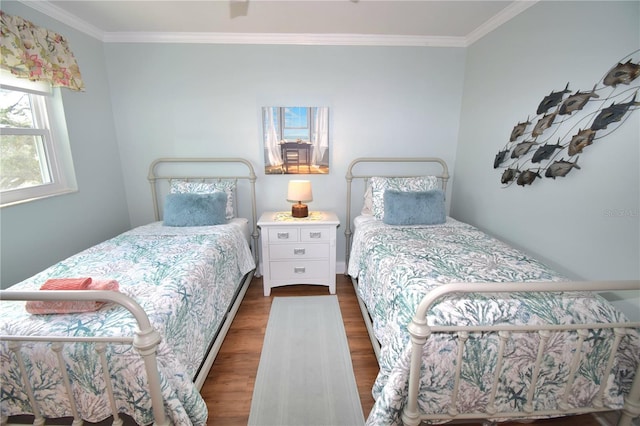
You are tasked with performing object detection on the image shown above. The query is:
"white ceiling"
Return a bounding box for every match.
[17,0,538,46]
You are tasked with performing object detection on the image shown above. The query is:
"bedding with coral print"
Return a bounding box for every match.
[170,179,236,219]
[368,176,439,220]
[348,217,639,425]
[0,221,255,425]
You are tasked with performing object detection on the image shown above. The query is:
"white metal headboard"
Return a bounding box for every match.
[344,157,450,269]
[147,157,259,267]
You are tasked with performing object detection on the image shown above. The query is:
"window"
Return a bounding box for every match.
[281,107,311,142]
[262,107,315,143]
[0,72,76,206]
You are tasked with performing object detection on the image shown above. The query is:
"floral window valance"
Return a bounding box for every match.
[1,11,84,91]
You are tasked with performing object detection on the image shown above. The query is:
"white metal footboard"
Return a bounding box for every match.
[0,290,169,426]
[402,280,640,426]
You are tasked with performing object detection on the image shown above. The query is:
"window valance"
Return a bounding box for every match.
[1,11,84,91]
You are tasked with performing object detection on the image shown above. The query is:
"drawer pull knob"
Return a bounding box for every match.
[294,267,306,274]
[309,232,322,239]
[294,248,306,255]
[277,232,290,239]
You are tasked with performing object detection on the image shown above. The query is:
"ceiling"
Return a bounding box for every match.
[17,0,538,46]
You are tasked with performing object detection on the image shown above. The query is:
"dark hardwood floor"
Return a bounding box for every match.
[201,274,621,426]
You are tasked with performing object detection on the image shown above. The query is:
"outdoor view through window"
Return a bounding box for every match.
[1,87,52,191]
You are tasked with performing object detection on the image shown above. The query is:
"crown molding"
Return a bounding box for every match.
[466,0,538,45]
[102,32,467,47]
[19,0,105,40]
[19,0,535,48]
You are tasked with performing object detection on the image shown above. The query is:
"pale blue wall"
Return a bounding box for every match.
[103,43,466,267]
[451,1,640,318]
[2,1,638,320]
[0,2,131,287]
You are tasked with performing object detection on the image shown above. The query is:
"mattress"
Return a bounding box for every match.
[348,216,639,425]
[0,220,256,425]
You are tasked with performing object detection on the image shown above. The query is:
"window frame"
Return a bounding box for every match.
[279,106,312,142]
[1,73,77,207]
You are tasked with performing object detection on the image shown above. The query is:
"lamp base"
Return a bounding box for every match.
[291,203,308,218]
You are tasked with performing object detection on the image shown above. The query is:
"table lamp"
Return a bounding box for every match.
[287,180,313,218]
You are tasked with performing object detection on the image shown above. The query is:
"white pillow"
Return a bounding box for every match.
[169,179,236,219]
[361,179,373,215]
[369,176,439,220]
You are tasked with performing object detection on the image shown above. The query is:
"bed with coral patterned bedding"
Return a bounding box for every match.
[0,220,255,425]
[344,157,640,426]
[1,158,260,425]
[348,215,639,424]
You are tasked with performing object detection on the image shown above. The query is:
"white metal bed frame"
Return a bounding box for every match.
[0,157,259,426]
[345,156,450,361]
[344,157,640,426]
[147,157,259,390]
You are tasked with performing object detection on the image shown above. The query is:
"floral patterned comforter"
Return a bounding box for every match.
[348,216,639,425]
[1,221,255,425]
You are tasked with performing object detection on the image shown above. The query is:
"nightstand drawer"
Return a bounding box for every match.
[268,227,299,242]
[269,260,330,280]
[269,244,329,260]
[300,227,332,242]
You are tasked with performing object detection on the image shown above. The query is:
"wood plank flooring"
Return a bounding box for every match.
[201,274,621,426]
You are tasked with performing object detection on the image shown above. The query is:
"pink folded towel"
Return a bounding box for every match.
[88,279,119,292]
[25,278,120,315]
[40,277,92,290]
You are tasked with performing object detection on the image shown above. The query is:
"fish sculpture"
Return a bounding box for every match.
[532,111,558,137]
[511,140,537,159]
[501,167,519,184]
[545,157,581,179]
[591,94,640,130]
[532,141,563,163]
[497,54,640,188]
[517,169,541,186]
[510,118,530,142]
[568,128,596,156]
[493,149,509,169]
[536,83,570,115]
[603,59,640,87]
[559,85,599,115]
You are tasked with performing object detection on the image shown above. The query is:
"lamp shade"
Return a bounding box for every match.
[287,180,313,203]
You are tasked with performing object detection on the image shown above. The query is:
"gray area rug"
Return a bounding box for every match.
[248,295,365,426]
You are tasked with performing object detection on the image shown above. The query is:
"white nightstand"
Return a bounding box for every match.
[258,211,340,296]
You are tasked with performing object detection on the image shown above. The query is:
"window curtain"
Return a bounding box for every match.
[264,107,283,167]
[1,11,85,91]
[311,107,329,166]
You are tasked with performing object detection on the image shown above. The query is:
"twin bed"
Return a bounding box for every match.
[0,158,258,425]
[345,157,640,426]
[1,156,639,426]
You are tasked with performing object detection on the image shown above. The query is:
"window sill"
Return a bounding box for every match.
[0,188,78,208]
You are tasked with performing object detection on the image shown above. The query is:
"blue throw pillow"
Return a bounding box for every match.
[383,189,446,226]
[163,192,227,227]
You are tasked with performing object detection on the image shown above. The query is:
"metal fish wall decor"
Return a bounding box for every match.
[494,50,640,187]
